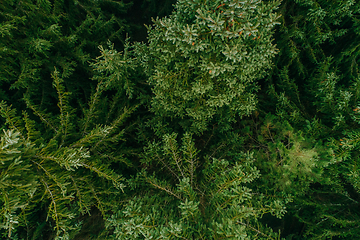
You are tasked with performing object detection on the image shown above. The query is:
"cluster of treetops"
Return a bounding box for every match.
[1,0,360,239]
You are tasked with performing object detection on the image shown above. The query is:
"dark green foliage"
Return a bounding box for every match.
[2,0,360,239]
[124,0,177,42]
[239,113,333,195]
[0,43,139,238]
[0,0,130,113]
[263,0,360,238]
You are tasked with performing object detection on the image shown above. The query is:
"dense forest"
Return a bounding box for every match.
[1,0,360,239]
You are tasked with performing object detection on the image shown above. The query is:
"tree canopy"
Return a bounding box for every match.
[1,0,360,239]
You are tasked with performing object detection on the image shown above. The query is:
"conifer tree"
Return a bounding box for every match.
[136,0,281,133]
[0,43,138,239]
[5,0,360,238]
[107,132,286,239]
[102,0,294,239]
[261,0,360,238]
[0,0,130,114]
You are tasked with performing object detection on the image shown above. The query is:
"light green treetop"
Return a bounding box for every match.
[137,0,281,132]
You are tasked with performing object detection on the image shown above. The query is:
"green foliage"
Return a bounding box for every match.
[0,0,130,113]
[3,0,360,239]
[262,0,360,238]
[0,53,137,238]
[107,133,283,239]
[0,129,37,239]
[240,113,334,196]
[137,0,281,132]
